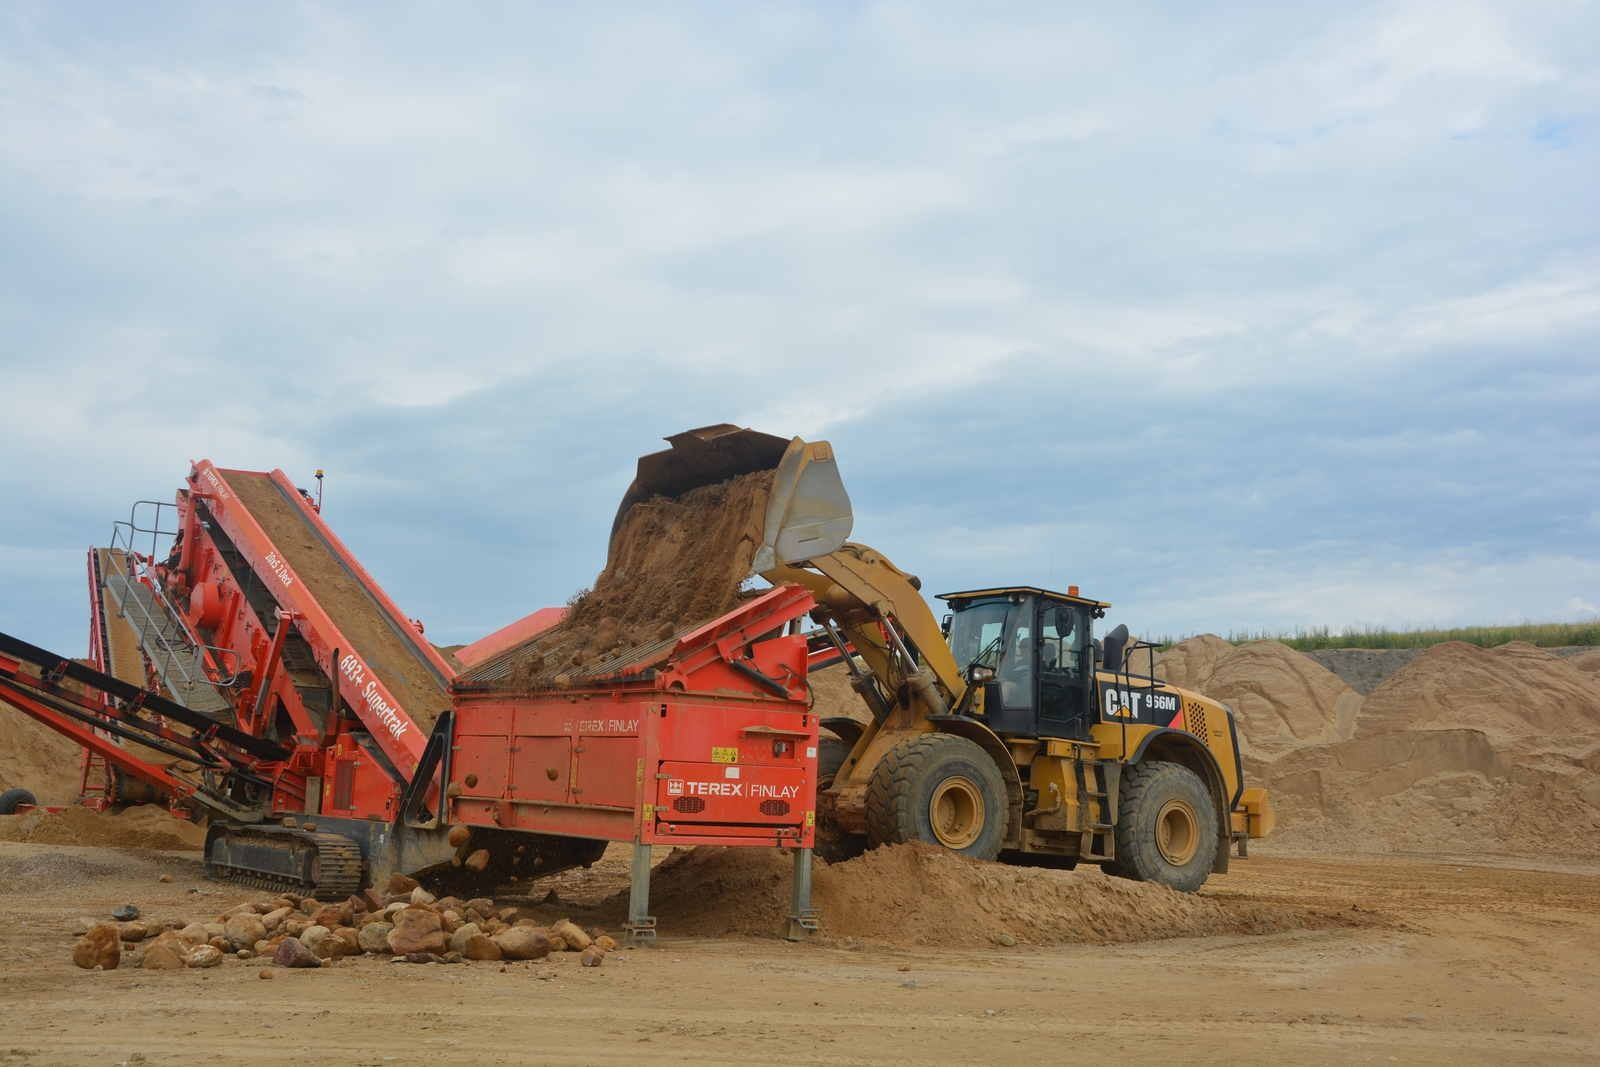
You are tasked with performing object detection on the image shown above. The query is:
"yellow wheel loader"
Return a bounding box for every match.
[619,426,1275,892]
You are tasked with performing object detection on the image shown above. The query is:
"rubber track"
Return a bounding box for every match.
[206,830,366,900]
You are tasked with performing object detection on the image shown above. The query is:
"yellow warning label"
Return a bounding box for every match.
[711,746,739,764]
[643,803,654,820]
[805,810,815,826]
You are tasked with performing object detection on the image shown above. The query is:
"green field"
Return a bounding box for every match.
[1159,621,1600,652]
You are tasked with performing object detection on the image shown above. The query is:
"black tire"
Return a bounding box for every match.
[0,788,37,815]
[817,733,851,789]
[865,733,1007,860]
[814,733,866,864]
[1110,761,1218,893]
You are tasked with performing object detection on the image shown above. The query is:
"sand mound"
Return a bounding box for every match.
[0,805,205,851]
[1162,640,1361,762]
[1570,649,1600,674]
[1358,642,1600,746]
[1157,635,1600,856]
[0,697,89,805]
[809,662,869,723]
[481,471,774,689]
[622,844,1365,945]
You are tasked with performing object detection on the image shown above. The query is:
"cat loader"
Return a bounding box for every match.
[618,426,1275,892]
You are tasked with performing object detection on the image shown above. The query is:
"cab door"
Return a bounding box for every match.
[1037,602,1091,738]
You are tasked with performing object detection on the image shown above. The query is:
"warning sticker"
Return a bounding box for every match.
[711,746,739,764]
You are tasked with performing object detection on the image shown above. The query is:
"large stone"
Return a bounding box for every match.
[409,886,437,907]
[262,907,294,932]
[117,921,149,942]
[461,934,502,961]
[358,922,394,953]
[142,933,188,970]
[463,849,491,873]
[492,927,551,961]
[594,934,618,951]
[447,825,471,848]
[71,924,121,970]
[387,907,446,955]
[283,916,311,938]
[579,946,604,968]
[447,922,483,954]
[299,925,332,954]
[185,945,224,968]
[551,920,592,951]
[326,928,362,958]
[465,897,495,916]
[175,923,209,944]
[385,873,420,895]
[224,913,268,950]
[272,937,322,968]
[111,904,140,922]
[224,908,267,953]
[440,910,464,934]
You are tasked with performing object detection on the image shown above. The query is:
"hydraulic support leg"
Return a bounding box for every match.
[624,841,656,945]
[785,846,819,941]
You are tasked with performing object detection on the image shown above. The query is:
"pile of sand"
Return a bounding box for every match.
[0,697,89,805]
[481,471,775,689]
[1159,637,1600,857]
[808,661,870,723]
[623,843,1366,945]
[0,804,206,851]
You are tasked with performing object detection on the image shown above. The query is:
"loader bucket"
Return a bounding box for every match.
[613,424,854,573]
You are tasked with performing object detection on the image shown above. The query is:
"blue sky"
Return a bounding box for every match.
[2,2,1597,654]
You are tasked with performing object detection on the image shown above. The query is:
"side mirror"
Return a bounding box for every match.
[940,613,952,638]
[966,664,995,684]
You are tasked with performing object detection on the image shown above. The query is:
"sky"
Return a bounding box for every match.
[1,1,1597,656]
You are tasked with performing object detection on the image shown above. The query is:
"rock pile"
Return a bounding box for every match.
[69,873,619,972]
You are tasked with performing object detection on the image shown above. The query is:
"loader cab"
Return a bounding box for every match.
[939,586,1108,740]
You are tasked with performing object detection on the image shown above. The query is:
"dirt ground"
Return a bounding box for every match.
[2,840,1596,1067]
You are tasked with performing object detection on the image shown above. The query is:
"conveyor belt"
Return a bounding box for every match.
[219,471,452,727]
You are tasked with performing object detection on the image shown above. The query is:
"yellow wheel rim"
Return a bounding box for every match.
[930,777,985,850]
[1155,798,1199,866]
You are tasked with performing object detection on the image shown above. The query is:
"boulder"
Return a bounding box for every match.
[447,922,482,954]
[465,897,495,916]
[299,925,333,954]
[185,945,224,968]
[358,922,394,954]
[111,904,140,922]
[141,933,188,970]
[441,910,464,934]
[551,920,592,951]
[224,913,269,951]
[594,934,618,951]
[273,937,322,968]
[579,946,604,968]
[385,873,420,895]
[409,886,437,907]
[262,907,294,932]
[71,924,121,970]
[387,907,446,955]
[117,921,149,942]
[447,825,471,847]
[463,849,491,873]
[176,923,210,946]
[461,934,502,961]
[283,917,311,938]
[492,927,551,961]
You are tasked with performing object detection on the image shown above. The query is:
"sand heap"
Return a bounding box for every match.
[0,805,206,851]
[622,843,1365,945]
[0,696,91,805]
[1158,637,1600,857]
[490,471,775,689]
